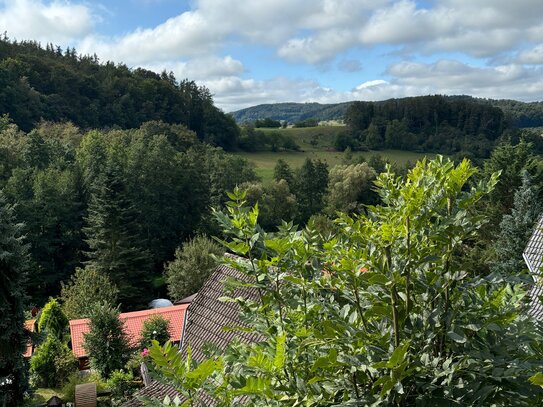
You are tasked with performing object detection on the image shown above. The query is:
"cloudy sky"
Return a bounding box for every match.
[2,0,543,111]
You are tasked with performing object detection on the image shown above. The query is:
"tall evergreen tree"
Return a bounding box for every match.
[492,171,542,276]
[83,303,130,379]
[273,159,294,186]
[295,159,329,222]
[83,164,152,309]
[0,191,29,405]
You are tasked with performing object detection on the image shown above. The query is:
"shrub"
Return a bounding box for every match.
[61,372,107,402]
[107,370,139,406]
[165,236,223,301]
[140,315,171,350]
[37,298,68,340]
[149,158,543,406]
[30,336,77,388]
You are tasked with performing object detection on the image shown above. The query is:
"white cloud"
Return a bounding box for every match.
[517,44,543,65]
[0,0,94,44]
[143,56,244,81]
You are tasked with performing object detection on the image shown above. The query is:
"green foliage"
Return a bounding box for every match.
[0,191,30,405]
[255,118,281,128]
[29,335,77,388]
[492,171,543,275]
[326,163,377,214]
[140,316,171,350]
[294,158,329,222]
[165,236,223,302]
[60,266,119,320]
[294,118,319,128]
[83,162,153,309]
[345,95,507,157]
[150,157,543,406]
[61,372,107,402]
[0,38,238,150]
[83,303,131,379]
[107,370,138,406]
[273,159,294,186]
[37,298,68,340]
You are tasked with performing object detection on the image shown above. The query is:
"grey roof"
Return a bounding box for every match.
[180,262,262,363]
[123,261,261,407]
[522,216,543,320]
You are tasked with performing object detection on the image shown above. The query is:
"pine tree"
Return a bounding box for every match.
[295,159,329,222]
[83,303,130,379]
[493,171,542,275]
[0,191,29,405]
[273,159,294,186]
[83,164,152,309]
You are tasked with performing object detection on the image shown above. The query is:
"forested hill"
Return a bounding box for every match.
[0,38,239,149]
[231,97,543,128]
[230,102,353,123]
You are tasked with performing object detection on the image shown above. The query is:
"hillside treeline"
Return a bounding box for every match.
[0,38,239,150]
[343,95,508,157]
[0,118,256,308]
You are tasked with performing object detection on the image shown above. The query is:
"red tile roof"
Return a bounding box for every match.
[69,304,189,358]
[23,320,36,358]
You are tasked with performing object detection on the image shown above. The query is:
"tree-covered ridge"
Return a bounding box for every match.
[344,95,508,157]
[230,102,353,123]
[0,38,239,150]
[230,97,543,129]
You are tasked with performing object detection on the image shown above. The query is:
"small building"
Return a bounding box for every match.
[69,304,189,369]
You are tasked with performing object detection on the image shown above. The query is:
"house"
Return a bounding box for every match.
[122,261,260,406]
[522,216,543,320]
[69,304,189,369]
[23,319,37,358]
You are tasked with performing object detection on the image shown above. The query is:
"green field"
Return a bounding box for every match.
[259,125,346,151]
[239,126,432,183]
[237,149,430,183]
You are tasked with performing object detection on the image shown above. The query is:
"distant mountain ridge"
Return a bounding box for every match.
[230,97,543,128]
[230,102,354,123]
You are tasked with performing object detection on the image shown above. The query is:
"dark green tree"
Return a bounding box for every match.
[83,164,152,309]
[295,159,329,222]
[83,303,131,379]
[492,171,542,276]
[0,191,29,405]
[273,159,294,186]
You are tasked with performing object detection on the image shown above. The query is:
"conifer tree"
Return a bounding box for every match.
[83,164,151,309]
[0,191,29,405]
[493,171,542,275]
[83,303,130,379]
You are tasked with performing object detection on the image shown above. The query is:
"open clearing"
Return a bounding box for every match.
[237,149,431,183]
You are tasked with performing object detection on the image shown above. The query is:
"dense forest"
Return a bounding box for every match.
[343,95,508,157]
[0,38,239,150]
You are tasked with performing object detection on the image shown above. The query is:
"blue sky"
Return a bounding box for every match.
[1,0,543,111]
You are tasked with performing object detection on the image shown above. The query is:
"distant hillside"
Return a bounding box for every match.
[231,97,543,128]
[230,102,353,123]
[0,38,239,149]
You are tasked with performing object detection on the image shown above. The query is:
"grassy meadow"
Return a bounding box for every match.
[238,126,431,183]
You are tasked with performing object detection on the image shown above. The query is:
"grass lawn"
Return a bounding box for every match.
[23,388,63,407]
[237,150,431,183]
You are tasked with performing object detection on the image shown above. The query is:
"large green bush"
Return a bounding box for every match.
[165,236,223,301]
[29,336,77,388]
[149,158,543,406]
[140,315,171,350]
